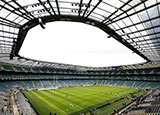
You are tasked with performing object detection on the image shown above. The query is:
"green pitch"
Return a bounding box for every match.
[24,85,144,115]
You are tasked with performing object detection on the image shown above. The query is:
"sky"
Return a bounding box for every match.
[19,21,145,67]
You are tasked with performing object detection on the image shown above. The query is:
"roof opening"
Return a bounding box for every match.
[19,21,145,67]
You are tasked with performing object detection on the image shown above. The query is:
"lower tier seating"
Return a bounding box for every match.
[124,90,160,115]
[0,79,159,92]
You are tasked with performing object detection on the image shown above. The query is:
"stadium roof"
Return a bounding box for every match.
[0,0,160,70]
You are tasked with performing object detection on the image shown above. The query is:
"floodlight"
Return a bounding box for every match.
[38,18,46,29]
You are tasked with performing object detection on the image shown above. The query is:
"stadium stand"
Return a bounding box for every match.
[121,90,160,115]
[0,72,160,114]
[0,79,159,92]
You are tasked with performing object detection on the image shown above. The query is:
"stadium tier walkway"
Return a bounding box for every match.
[11,95,19,115]
[16,92,36,115]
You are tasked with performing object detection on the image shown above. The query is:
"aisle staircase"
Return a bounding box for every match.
[32,81,36,88]
[40,81,45,88]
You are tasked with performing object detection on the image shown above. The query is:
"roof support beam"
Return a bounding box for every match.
[142,46,160,50]
[0,22,19,28]
[126,31,160,41]
[0,35,16,40]
[102,0,133,23]
[0,30,17,35]
[47,0,58,19]
[0,53,11,54]
[55,0,61,16]
[78,0,83,17]
[81,0,92,20]
[104,0,148,24]
[12,0,36,19]
[107,1,159,25]
[0,40,14,43]
[133,42,160,47]
[82,0,102,21]
[0,43,13,46]
[143,49,160,52]
[133,37,160,44]
[38,0,58,20]
[0,16,21,27]
[121,24,160,37]
[0,3,31,20]
[38,0,52,16]
[15,18,40,56]
[115,16,160,31]
[95,23,150,62]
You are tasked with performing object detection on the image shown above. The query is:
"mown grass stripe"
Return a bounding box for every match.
[25,92,51,115]
[52,87,109,104]
[39,90,83,114]
[53,88,97,104]
[44,90,86,108]
[31,91,67,114]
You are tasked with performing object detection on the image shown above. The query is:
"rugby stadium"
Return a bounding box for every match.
[0,0,160,115]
